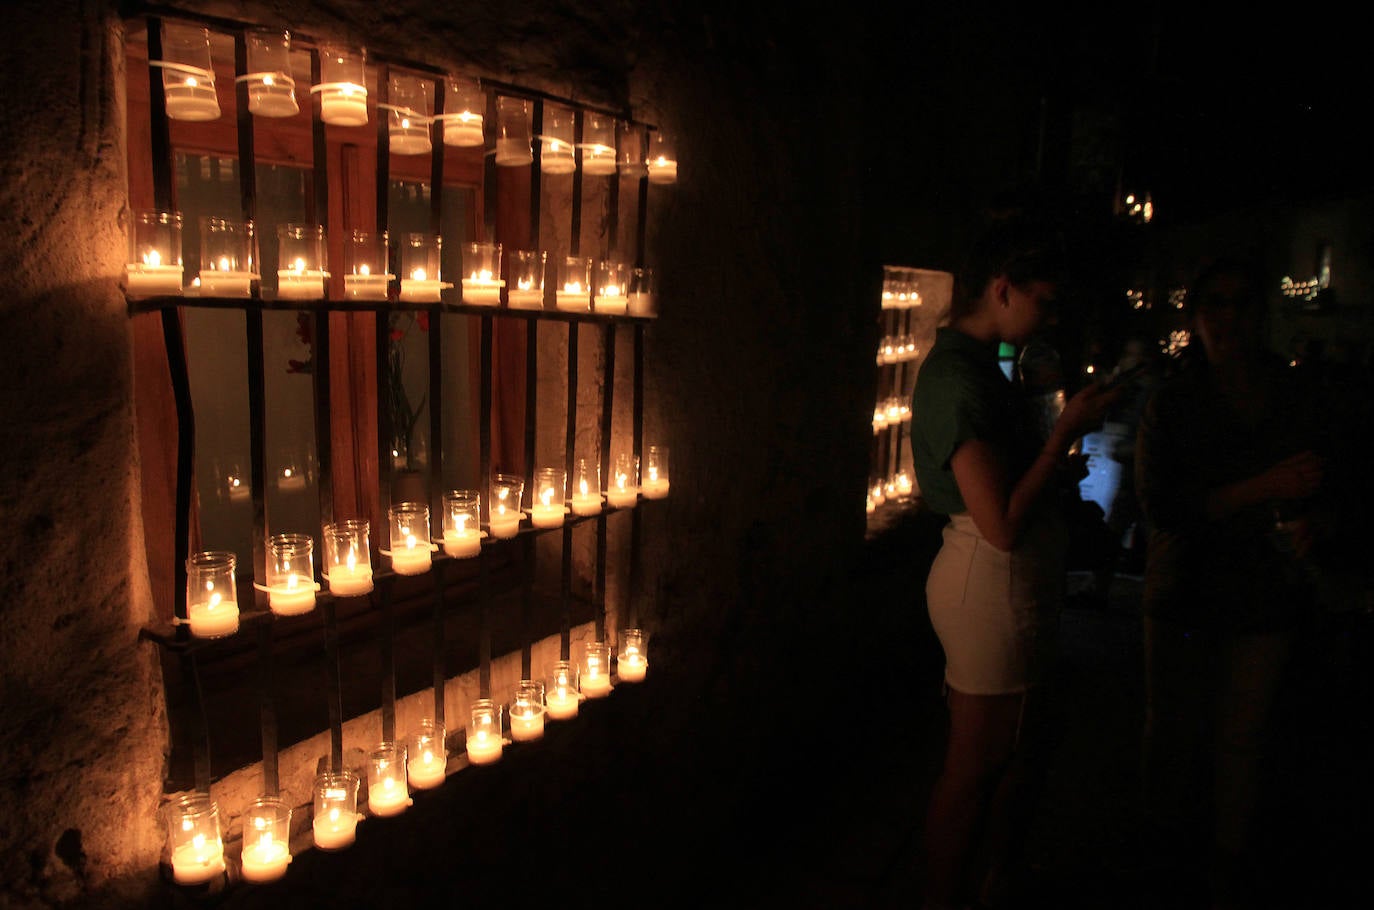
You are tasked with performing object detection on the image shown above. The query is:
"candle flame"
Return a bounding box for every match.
[579,478,588,496]
[616,473,627,490]
[455,514,468,533]
[328,807,340,822]
[541,488,553,507]
[602,284,621,297]
[217,256,230,272]
[144,249,162,267]
[292,257,306,273]
[192,833,205,849]
[563,281,582,294]
[382,777,393,792]
[346,548,357,571]
[459,110,476,123]
[422,749,433,764]
[185,76,198,88]
[648,466,658,482]
[517,278,533,291]
[400,117,412,129]
[405,533,416,550]
[476,269,493,282]
[411,268,427,282]
[358,264,371,276]
[262,74,274,87]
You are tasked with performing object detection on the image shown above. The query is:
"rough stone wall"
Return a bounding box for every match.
[0,2,169,905]
[0,0,890,906]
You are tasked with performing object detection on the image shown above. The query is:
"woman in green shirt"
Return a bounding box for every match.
[910,220,1119,910]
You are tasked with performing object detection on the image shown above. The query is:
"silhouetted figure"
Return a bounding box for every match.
[909,219,1121,909]
[1135,256,1326,908]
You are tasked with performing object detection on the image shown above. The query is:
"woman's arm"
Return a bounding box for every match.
[952,382,1119,551]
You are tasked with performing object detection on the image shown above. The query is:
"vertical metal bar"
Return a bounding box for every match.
[520,317,537,678]
[310,48,335,526]
[432,565,446,728]
[380,583,396,743]
[186,654,212,793]
[628,323,644,628]
[559,321,578,667]
[478,314,493,697]
[482,88,498,238]
[309,49,329,240]
[529,98,543,245]
[570,109,583,252]
[595,321,616,643]
[321,602,344,770]
[633,128,650,269]
[161,308,194,627]
[145,18,174,214]
[257,622,279,794]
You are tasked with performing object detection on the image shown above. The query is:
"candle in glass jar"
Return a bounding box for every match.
[239,832,290,883]
[171,835,225,885]
[407,747,446,789]
[488,505,520,540]
[509,706,545,742]
[327,555,372,597]
[606,476,638,509]
[187,592,239,638]
[344,273,390,300]
[507,286,543,309]
[127,263,185,296]
[465,729,503,765]
[389,536,432,575]
[442,526,481,559]
[312,807,358,851]
[545,686,579,720]
[461,274,503,305]
[529,488,565,529]
[276,268,327,300]
[555,283,588,311]
[618,651,647,682]
[269,574,316,615]
[642,467,670,500]
[570,484,602,516]
[580,669,612,699]
[367,777,409,817]
[198,271,254,297]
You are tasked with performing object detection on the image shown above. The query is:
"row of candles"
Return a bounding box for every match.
[877,334,919,365]
[872,396,912,434]
[879,266,927,310]
[164,634,648,885]
[182,450,669,638]
[866,470,915,514]
[154,22,678,183]
[124,213,656,315]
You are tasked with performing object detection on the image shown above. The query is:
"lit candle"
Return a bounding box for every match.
[198,270,254,297]
[509,705,545,742]
[319,83,368,126]
[461,271,503,305]
[606,473,638,509]
[465,729,504,765]
[618,649,647,683]
[268,573,316,616]
[367,776,409,817]
[545,685,579,720]
[240,831,290,883]
[276,264,327,300]
[327,550,373,597]
[312,806,358,851]
[227,476,250,502]
[389,535,432,575]
[164,77,221,122]
[642,465,670,500]
[442,519,481,559]
[580,667,613,698]
[407,746,446,789]
[488,504,521,540]
[594,284,626,315]
[648,157,678,184]
[187,590,239,639]
[570,477,602,516]
[399,268,444,303]
[171,834,225,885]
[344,272,390,300]
[529,487,565,529]
[126,249,184,296]
[555,282,588,312]
[442,110,484,147]
[277,467,306,491]
[507,287,543,309]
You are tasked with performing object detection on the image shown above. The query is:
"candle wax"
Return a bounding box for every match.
[594,296,628,315]
[312,813,358,851]
[618,654,648,682]
[320,92,368,127]
[442,529,481,559]
[642,479,670,500]
[171,839,225,885]
[606,488,639,509]
[507,288,544,310]
[510,709,545,742]
[198,271,254,297]
[165,84,221,122]
[407,750,447,789]
[461,280,502,305]
[344,274,390,300]
[126,265,184,297]
[488,511,520,540]
[390,546,432,575]
[555,290,588,311]
[368,779,409,816]
[276,270,327,300]
[269,582,316,616]
[545,689,580,720]
[648,161,678,184]
[327,564,373,597]
[627,292,653,317]
[494,138,531,167]
[570,494,603,516]
[529,504,565,529]
[187,599,239,638]
[465,731,503,765]
[443,120,484,147]
[399,279,443,303]
[240,837,290,883]
[581,673,613,698]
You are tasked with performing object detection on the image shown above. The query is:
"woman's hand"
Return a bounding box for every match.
[1052,382,1124,447]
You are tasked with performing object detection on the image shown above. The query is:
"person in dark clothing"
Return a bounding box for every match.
[1135,256,1326,908]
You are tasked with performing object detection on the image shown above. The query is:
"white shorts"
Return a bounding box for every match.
[925,511,1067,695]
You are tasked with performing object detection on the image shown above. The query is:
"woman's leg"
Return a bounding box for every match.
[920,686,1026,910]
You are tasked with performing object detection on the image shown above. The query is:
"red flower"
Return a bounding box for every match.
[416,311,430,332]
